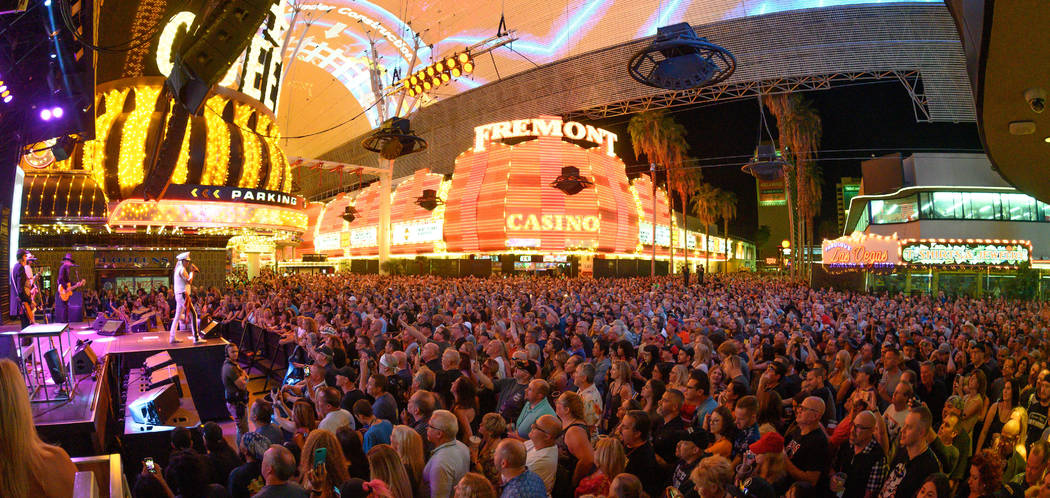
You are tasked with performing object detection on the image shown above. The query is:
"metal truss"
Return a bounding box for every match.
[563,70,931,121]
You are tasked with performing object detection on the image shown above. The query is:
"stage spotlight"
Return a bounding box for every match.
[40,108,52,121]
[451,68,461,77]
[3,95,10,104]
[458,53,469,63]
[423,81,431,90]
[441,74,450,82]
[52,135,76,161]
[414,85,422,94]
[52,107,64,118]
[463,61,474,73]
[436,62,444,72]
[407,88,415,97]
[410,76,417,85]
[426,66,435,76]
[446,57,456,68]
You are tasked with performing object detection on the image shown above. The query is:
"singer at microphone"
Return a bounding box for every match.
[168,252,201,344]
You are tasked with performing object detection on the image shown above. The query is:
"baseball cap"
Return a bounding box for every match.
[515,360,538,377]
[749,431,784,455]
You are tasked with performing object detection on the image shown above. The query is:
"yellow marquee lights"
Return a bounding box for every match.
[202,94,231,185]
[33,79,290,199]
[117,86,161,192]
[234,104,262,189]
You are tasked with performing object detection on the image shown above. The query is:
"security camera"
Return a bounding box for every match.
[1025,88,1046,113]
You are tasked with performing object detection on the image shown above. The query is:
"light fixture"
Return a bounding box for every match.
[451,68,461,77]
[1044,136,1050,143]
[415,189,443,211]
[341,206,358,223]
[426,66,435,76]
[463,61,474,73]
[458,53,469,63]
[446,57,456,67]
[40,108,52,121]
[52,106,64,118]
[361,117,428,160]
[436,62,444,72]
[551,166,594,195]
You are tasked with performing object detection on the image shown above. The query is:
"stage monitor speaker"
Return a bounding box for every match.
[98,320,125,336]
[143,351,174,373]
[72,344,98,375]
[200,320,219,338]
[149,366,183,398]
[129,383,179,425]
[167,0,276,114]
[44,348,67,385]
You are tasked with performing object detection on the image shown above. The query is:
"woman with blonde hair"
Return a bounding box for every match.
[474,412,507,488]
[574,437,627,497]
[668,364,690,392]
[299,429,350,491]
[367,444,414,498]
[389,425,424,495]
[454,472,497,498]
[0,358,77,497]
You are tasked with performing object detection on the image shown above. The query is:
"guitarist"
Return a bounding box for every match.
[9,249,32,328]
[55,253,84,323]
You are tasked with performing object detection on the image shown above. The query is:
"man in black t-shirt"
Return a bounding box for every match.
[652,389,690,467]
[620,410,662,498]
[222,344,250,444]
[784,396,831,491]
[878,406,941,498]
[1026,372,1050,446]
[671,431,709,498]
[475,359,534,424]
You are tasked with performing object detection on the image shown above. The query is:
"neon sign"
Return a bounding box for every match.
[821,233,900,269]
[474,117,618,155]
[900,241,1030,266]
[506,214,600,232]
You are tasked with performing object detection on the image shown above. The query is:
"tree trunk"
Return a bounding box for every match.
[668,196,675,274]
[722,218,729,274]
[703,223,711,274]
[783,170,797,278]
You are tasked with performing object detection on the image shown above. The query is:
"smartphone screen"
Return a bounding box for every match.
[304,366,311,377]
[144,457,155,472]
[313,447,327,468]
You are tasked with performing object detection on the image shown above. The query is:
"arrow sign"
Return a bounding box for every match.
[213,190,221,199]
[325,22,346,39]
[191,188,199,197]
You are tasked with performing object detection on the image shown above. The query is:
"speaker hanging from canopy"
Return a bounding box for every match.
[362,118,428,160]
[628,22,736,90]
[341,205,359,223]
[415,189,443,211]
[740,94,789,181]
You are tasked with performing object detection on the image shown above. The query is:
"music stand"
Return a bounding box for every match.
[1,323,73,403]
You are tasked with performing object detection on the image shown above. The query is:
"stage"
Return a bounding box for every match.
[0,321,230,457]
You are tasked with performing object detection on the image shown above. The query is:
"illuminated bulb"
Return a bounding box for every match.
[451,68,461,77]
[441,73,449,82]
[407,89,415,97]
[423,81,431,90]
[463,61,474,73]
[414,85,422,94]
[410,76,417,85]
[445,58,455,68]
[52,107,63,118]
[458,53,469,63]
[426,66,435,76]
[432,77,441,87]
[436,62,444,72]
[40,108,51,120]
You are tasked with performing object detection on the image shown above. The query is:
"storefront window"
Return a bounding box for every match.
[870,196,917,224]
[1003,193,1037,221]
[968,192,1001,220]
[938,273,978,296]
[930,192,964,219]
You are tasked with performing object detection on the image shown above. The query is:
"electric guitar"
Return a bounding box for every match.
[58,279,86,302]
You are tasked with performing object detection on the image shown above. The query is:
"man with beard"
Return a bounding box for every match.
[1026,371,1050,446]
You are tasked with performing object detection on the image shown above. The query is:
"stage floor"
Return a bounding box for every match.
[0,320,228,455]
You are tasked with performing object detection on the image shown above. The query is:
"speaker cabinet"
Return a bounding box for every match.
[98,320,125,336]
[129,383,180,425]
[44,348,67,385]
[72,344,98,375]
[143,351,174,373]
[149,366,183,398]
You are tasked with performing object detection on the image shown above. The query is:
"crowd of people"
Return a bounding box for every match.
[6,270,1050,498]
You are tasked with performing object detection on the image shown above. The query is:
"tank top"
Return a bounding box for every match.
[557,422,591,476]
[173,262,190,294]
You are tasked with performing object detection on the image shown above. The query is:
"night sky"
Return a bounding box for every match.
[582,80,983,241]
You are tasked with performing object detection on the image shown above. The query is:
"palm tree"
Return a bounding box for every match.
[628,110,691,273]
[765,93,822,279]
[689,183,720,274]
[717,190,737,273]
